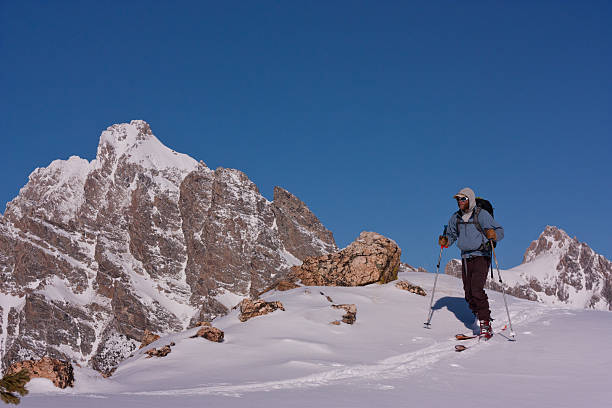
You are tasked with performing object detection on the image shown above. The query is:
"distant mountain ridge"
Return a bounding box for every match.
[0,120,336,374]
[445,226,612,310]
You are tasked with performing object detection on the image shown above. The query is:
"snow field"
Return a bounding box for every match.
[19,271,612,407]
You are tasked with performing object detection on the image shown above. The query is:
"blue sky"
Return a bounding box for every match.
[1,1,610,271]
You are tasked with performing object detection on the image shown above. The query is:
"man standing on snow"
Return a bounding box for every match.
[438,187,504,339]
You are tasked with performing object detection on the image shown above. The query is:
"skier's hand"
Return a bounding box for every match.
[485,229,497,241]
[438,235,449,248]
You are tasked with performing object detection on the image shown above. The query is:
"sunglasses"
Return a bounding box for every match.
[456,196,468,202]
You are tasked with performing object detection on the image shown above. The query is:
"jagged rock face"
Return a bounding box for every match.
[445,226,612,310]
[291,231,401,286]
[271,186,336,260]
[0,120,336,373]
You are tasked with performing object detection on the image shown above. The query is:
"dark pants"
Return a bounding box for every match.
[461,256,491,321]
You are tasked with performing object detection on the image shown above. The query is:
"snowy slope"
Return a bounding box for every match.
[18,270,612,408]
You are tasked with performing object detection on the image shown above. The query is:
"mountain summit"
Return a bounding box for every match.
[96,120,199,172]
[0,121,336,374]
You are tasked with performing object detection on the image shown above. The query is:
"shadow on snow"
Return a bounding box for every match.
[432,296,477,332]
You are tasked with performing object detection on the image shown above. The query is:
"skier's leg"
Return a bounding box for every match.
[470,256,491,321]
[461,258,473,310]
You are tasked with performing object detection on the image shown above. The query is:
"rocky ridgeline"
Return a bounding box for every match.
[445,226,612,310]
[0,120,336,374]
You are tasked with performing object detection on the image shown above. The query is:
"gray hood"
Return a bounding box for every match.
[454,187,476,212]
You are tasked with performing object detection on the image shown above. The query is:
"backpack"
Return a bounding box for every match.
[456,197,496,250]
[475,197,494,218]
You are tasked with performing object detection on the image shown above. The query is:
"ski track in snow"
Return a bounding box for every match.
[122,303,543,398]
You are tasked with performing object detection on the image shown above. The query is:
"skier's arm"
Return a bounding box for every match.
[446,214,458,247]
[480,210,504,242]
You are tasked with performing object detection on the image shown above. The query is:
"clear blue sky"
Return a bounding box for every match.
[1,1,610,271]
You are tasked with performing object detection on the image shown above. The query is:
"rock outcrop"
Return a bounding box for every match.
[331,304,357,325]
[145,344,173,358]
[6,357,74,389]
[395,281,427,296]
[0,121,336,373]
[237,299,285,322]
[291,231,400,286]
[401,263,429,273]
[190,325,224,342]
[445,226,612,310]
[139,330,161,349]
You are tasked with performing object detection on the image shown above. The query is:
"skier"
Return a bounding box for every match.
[438,187,504,339]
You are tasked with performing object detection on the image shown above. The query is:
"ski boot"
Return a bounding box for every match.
[479,319,493,340]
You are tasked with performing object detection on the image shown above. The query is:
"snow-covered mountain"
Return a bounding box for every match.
[0,120,336,374]
[18,269,612,407]
[446,226,612,310]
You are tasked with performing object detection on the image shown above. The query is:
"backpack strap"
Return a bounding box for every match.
[456,209,482,235]
[472,207,484,236]
[456,208,492,255]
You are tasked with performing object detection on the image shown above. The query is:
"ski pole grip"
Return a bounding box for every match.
[440,225,448,249]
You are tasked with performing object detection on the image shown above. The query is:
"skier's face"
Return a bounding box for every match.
[456,196,469,212]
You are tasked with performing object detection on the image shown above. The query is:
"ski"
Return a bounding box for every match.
[454,324,508,352]
[455,334,477,340]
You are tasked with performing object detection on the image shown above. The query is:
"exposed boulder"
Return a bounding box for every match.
[6,357,74,389]
[331,304,357,325]
[145,344,172,358]
[237,299,285,322]
[444,259,462,277]
[291,231,401,286]
[190,326,224,342]
[395,281,427,296]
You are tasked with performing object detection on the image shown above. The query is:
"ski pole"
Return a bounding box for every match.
[490,241,516,340]
[424,225,447,329]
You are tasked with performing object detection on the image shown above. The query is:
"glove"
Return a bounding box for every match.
[485,229,497,241]
[438,235,449,248]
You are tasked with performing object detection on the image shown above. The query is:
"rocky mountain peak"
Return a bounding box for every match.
[522,225,574,264]
[4,155,91,223]
[0,120,337,374]
[98,120,154,150]
[96,120,198,173]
